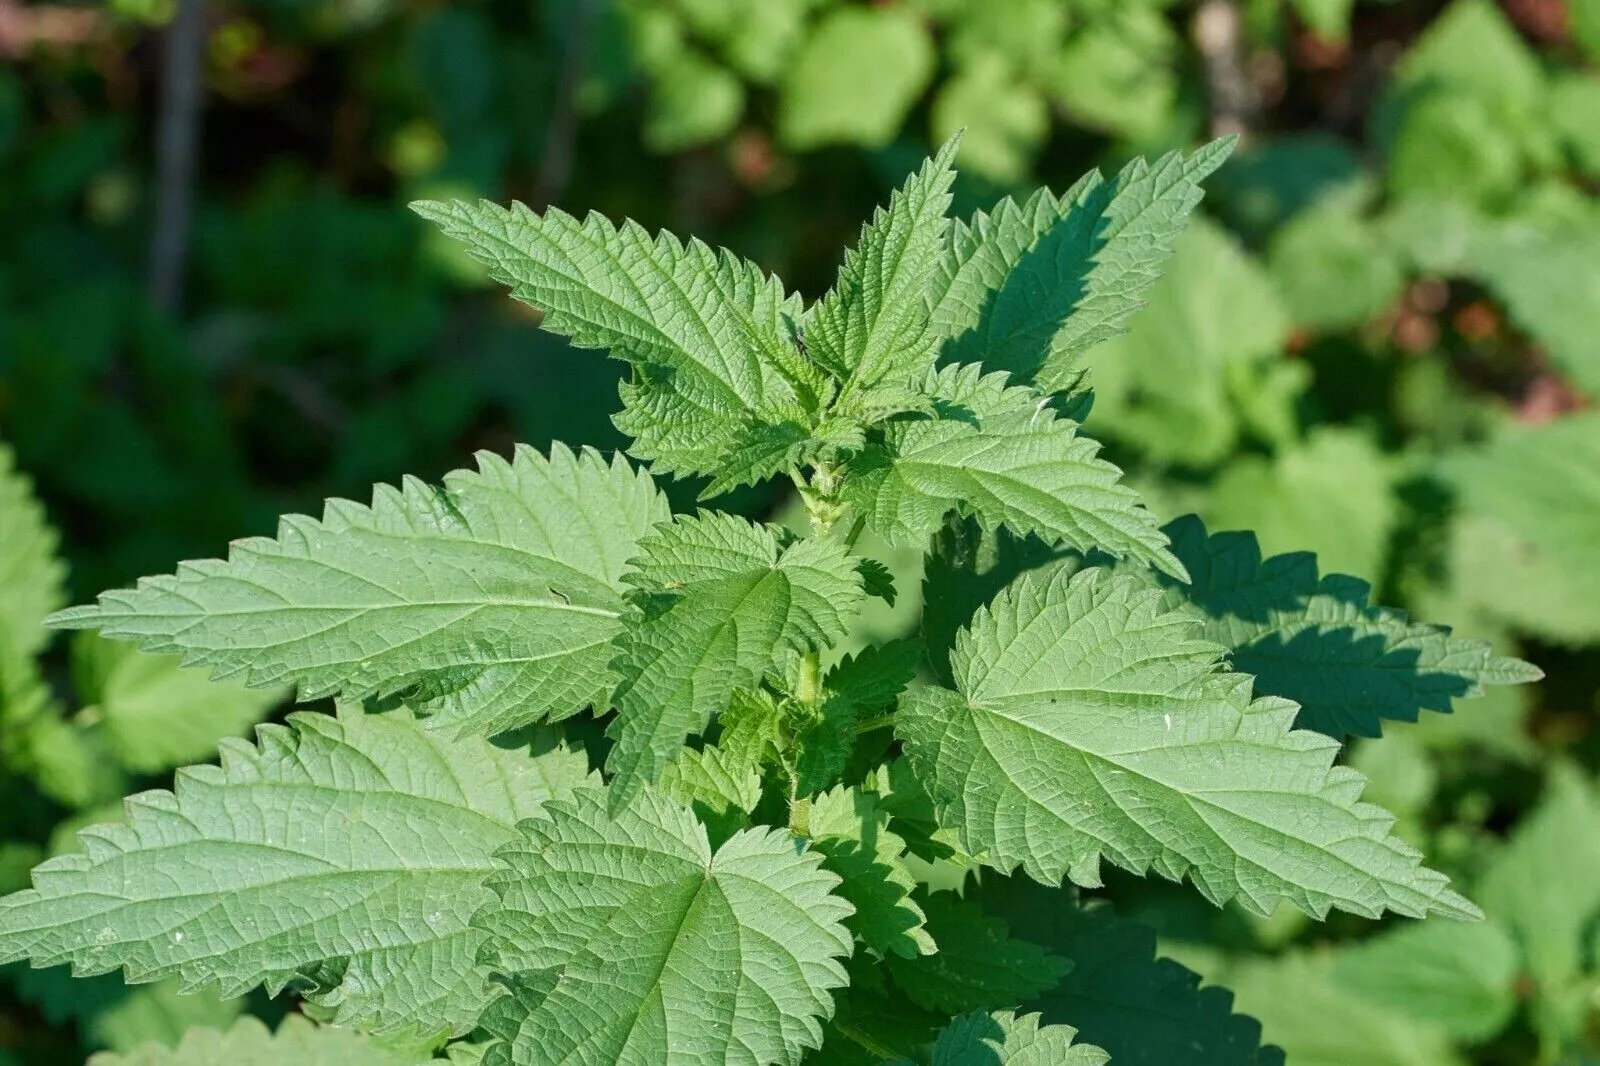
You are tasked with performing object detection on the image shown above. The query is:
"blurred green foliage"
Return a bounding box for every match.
[2,0,1600,1062]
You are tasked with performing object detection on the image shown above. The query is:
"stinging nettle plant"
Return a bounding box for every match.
[0,133,1542,1064]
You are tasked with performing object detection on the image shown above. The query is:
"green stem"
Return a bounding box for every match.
[854,712,895,735]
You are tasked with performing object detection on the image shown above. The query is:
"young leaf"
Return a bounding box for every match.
[410,199,817,483]
[71,632,286,774]
[806,135,960,409]
[50,445,669,739]
[823,638,921,714]
[474,788,853,1066]
[656,745,762,844]
[0,706,597,1035]
[1329,913,1519,1042]
[87,1014,429,1066]
[978,875,1282,1066]
[1154,515,1541,738]
[802,785,933,959]
[902,1010,1109,1066]
[1440,412,1600,644]
[931,139,1234,391]
[885,892,1069,1014]
[897,565,1479,920]
[843,364,1183,578]
[605,513,863,806]
[1475,763,1600,989]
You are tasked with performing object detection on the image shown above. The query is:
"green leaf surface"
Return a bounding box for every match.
[475,788,853,1066]
[1441,414,1600,644]
[885,891,1068,1015]
[411,199,815,482]
[1476,764,1600,989]
[71,632,286,774]
[824,638,921,714]
[0,706,596,1035]
[1083,217,1297,467]
[897,565,1478,920]
[931,140,1232,391]
[605,513,863,805]
[51,445,669,739]
[1203,427,1397,583]
[5,963,244,1055]
[779,7,934,149]
[807,136,959,409]
[1204,951,1461,1066]
[978,875,1281,1066]
[843,364,1182,578]
[1151,515,1541,739]
[903,1010,1109,1066]
[1329,914,1519,1042]
[803,785,933,959]
[656,744,762,844]
[86,1014,429,1066]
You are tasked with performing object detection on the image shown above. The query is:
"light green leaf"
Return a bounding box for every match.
[1083,217,1298,467]
[1206,951,1461,1066]
[902,1010,1108,1066]
[71,632,286,774]
[1153,515,1541,739]
[931,57,1049,183]
[1044,6,1179,142]
[1266,200,1405,332]
[897,565,1479,920]
[885,891,1068,1014]
[1290,0,1355,41]
[656,744,762,843]
[1330,914,1519,1042]
[807,135,959,411]
[1441,414,1600,644]
[411,199,817,482]
[605,513,864,806]
[642,50,743,153]
[0,706,597,1035]
[932,140,1233,392]
[1204,427,1397,582]
[1477,764,1600,989]
[50,445,669,739]
[803,785,933,959]
[475,788,854,1066]
[843,364,1183,578]
[87,1014,430,1066]
[779,7,934,149]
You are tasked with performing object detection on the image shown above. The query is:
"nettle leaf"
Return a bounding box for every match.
[1152,515,1541,739]
[474,788,853,1066]
[606,513,864,806]
[411,199,820,485]
[0,706,597,1035]
[897,565,1478,920]
[87,1014,428,1066]
[806,135,959,416]
[0,443,66,668]
[71,633,286,775]
[885,892,1069,1014]
[931,139,1233,393]
[978,875,1281,1066]
[656,745,762,844]
[901,1010,1109,1066]
[843,363,1182,578]
[51,446,669,740]
[824,638,921,714]
[802,785,933,959]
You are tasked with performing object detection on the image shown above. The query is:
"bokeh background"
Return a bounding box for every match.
[2,0,1600,1062]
